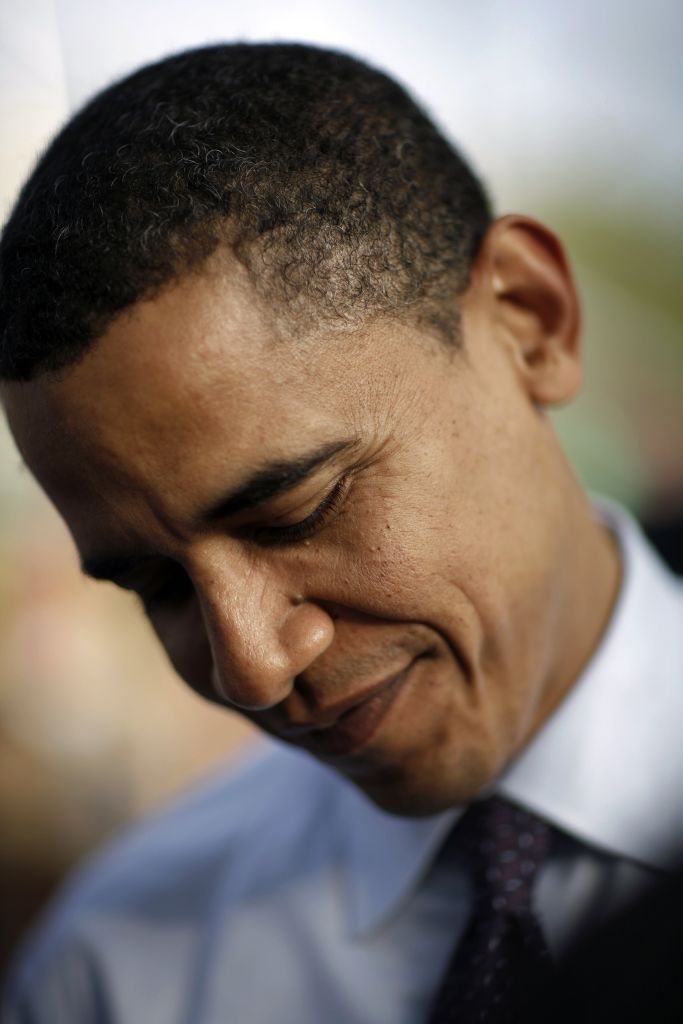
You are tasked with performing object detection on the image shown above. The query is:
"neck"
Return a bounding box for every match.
[533,480,623,740]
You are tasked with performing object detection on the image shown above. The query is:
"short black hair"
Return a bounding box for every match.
[0,42,491,381]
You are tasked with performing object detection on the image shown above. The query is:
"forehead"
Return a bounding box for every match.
[4,264,443,545]
[10,269,341,446]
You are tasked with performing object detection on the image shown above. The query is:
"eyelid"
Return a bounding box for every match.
[252,473,350,546]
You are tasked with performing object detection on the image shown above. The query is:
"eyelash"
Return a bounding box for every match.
[253,474,349,546]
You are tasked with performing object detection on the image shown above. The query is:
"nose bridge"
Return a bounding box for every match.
[190,544,333,710]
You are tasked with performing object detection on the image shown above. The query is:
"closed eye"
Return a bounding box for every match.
[252,475,349,546]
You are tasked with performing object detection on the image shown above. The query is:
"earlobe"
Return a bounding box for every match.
[478,215,582,407]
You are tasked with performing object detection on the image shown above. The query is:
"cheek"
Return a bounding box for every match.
[329,498,437,617]
[328,463,454,601]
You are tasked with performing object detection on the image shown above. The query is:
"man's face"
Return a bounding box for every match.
[5,248,587,815]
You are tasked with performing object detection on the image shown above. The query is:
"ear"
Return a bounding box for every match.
[467,214,582,406]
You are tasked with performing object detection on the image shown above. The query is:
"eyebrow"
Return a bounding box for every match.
[198,437,355,524]
[81,437,355,582]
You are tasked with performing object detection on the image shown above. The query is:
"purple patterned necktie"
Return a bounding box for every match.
[427,797,555,1024]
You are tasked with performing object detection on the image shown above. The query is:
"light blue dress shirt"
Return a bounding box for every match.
[4,501,683,1024]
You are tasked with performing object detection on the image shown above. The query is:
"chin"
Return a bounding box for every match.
[350,746,497,818]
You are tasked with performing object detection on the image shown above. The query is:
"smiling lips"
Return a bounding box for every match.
[280,664,413,758]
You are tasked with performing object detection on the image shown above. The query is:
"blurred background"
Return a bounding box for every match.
[1,0,681,972]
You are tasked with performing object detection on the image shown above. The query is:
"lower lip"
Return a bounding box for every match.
[302,666,411,759]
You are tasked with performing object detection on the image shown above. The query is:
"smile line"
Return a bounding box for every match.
[279,664,415,737]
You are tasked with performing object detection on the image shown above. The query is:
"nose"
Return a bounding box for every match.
[195,557,334,711]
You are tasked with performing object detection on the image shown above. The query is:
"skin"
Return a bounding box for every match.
[3,216,620,816]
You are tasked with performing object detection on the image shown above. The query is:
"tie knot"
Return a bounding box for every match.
[458,797,552,914]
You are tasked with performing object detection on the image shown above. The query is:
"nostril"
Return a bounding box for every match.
[209,644,298,711]
[201,589,335,710]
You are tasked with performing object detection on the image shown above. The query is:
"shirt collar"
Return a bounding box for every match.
[339,783,460,936]
[340,499,683,936]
